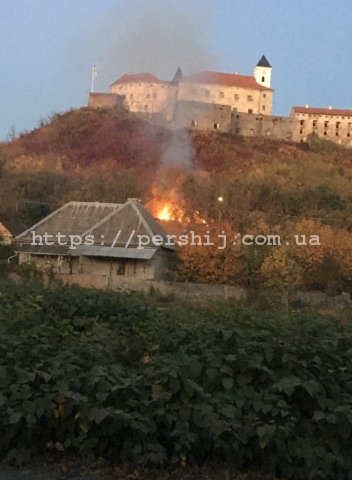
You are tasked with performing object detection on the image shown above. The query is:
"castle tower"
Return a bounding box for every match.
[254,55,272,89]
[166,67,183,121]
[171,66,183,84]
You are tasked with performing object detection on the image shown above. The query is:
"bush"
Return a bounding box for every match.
[0,281,352,479]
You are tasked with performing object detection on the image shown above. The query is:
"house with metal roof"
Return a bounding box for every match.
[14,199,175,284]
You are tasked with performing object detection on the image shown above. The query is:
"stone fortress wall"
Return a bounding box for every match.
[88,56,352,148]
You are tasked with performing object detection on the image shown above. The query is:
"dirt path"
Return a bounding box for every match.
[0,461,277,480]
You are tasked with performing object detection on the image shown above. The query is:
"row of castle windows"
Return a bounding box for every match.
[129,93,158,100]
[195,89,267,102]
[191,120,220,130]
[126,90,267,105]
[300,128,351,137]
[299,113,351,120]
[300,120,352,129]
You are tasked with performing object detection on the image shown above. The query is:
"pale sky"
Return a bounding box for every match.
[1,0,351,140]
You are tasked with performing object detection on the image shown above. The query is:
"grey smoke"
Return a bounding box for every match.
[67,0,217,92]
[66,0,211,171]
[161,129,195,169]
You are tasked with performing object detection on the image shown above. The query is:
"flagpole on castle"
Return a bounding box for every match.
[91,66,97,93]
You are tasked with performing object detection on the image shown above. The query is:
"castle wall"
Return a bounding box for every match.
[230,112,294,141]
[177,81,272,115]
[88,93,124,109]
[291,110,352,147]
[111,81,168,115]
[173,100,231,132]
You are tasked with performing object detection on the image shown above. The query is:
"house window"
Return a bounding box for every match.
[214,123,220,129]
[336,122,341,129]
[324,121,329,128]
[300,120,305,126]
[234,94,239,101]
[261,76,265,82]
[250,128,254,135]
[336,132,339,136]
[144,104,149,111]
[313,120,317,127]
[324,131,327,136]
[347,133,351,137]
[236,128,240,134]
[191,120,197,127]
[300,129,303,134]
[262,105,266,111]
[248,109,253,114]
[263,93,267,98]
[219,92,224,98]
[205,90,210,97]
[117,260,126,275]
[247,95,253,102]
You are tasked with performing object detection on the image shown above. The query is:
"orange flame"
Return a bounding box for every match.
[157,204,173,221]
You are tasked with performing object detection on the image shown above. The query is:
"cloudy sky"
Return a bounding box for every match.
[1,0,351,139]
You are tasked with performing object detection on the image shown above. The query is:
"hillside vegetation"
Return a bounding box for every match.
[0,107,351,294]
[1,280,352,479]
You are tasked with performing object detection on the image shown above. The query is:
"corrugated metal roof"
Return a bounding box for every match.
[75,246,158,259]
[16,202,121,243]
[15,244,71,255]
[14,199,174,255]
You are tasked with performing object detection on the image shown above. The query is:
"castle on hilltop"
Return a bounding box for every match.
[89,55,352,148]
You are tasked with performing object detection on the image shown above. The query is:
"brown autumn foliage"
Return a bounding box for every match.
[0,106,351,292]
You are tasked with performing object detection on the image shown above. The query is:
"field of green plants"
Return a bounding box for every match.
[0,279,352,479]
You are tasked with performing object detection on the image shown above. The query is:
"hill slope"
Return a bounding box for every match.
[1,106,351,292]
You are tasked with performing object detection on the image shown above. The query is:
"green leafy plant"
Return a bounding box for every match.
[0,280,351,479]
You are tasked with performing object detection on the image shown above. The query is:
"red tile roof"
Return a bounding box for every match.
[111,73,165,86]
[293,106,352,116]
[182,71,272,91]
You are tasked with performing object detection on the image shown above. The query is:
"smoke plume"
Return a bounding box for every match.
[161,129,195,170]
[67,0,217,92]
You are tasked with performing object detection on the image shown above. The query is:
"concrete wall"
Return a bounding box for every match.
[88,93,125,109]
[56,274,248,305]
